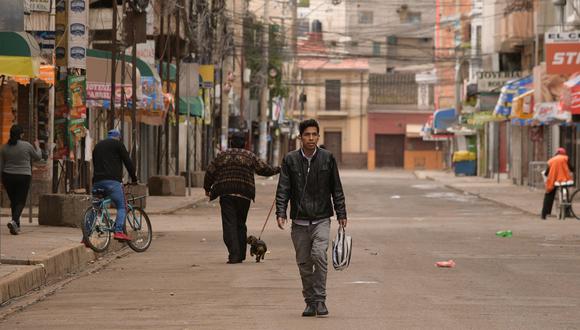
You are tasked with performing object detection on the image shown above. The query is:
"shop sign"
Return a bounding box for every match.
[30,0,51,12]
[533,102,570,123]
[87,82,132,101]
[545,31,580,75]
[476,71,522,92]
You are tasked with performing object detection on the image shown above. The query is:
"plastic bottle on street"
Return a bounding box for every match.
[495,230,513,238]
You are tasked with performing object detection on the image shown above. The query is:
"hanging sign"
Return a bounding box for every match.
[68,0,88,69]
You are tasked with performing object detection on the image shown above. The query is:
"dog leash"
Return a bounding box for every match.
[258,198,276,240]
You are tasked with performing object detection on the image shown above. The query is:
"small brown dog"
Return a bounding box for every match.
[247,235,267,262]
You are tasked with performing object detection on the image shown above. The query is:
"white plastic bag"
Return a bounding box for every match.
[332,226,352,271]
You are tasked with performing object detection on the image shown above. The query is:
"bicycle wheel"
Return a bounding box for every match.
[569,189,580,220]
[558,188,566,220]
[82,207,111,253]
[125,207,152,252]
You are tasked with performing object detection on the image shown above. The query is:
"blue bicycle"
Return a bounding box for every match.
[81,185,152,253]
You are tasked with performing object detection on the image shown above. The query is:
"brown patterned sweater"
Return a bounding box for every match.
[204,148,280,201]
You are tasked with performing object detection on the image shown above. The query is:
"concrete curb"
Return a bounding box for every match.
[0,240,127,305]
[423,175,537,216]
[0,196,204,305]
[0,265,45,304]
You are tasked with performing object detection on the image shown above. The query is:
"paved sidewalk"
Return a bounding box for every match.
[0,189,206,305]
[415,170,543,216]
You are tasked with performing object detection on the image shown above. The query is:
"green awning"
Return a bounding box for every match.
[179,96,203,117]
[158,61,177,82]
[86,49,159,80]
[0,32,40,77]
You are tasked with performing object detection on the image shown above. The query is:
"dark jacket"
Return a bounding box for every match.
[204,148,280,201]
[276,148,347,221]
[92,138,138,183]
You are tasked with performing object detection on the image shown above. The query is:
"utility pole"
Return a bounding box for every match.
[258,0,270,161]
[157,2,164,175]
[110,0,118,129]
[131,8,138,168]
[175,1,181,176]
[165,12,172,175]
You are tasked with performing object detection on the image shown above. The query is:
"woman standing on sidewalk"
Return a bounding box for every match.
[0,125,42,235]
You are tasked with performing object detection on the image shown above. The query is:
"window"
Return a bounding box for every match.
[475,26,482,55]
[408,12,421,24]
[358,11,373,24]
[325,80,341,110]
[387,35,397,45]
[297,18,309,37]
[372,42,381,56]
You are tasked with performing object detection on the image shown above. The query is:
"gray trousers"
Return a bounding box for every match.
[291,219,331,304]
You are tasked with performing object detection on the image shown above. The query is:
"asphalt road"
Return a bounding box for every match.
[2,170,580,329]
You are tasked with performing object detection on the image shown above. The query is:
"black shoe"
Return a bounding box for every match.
[226,260,242,264]
[315,302,328,317]
[302,304,316,317]
[7,221,19,235]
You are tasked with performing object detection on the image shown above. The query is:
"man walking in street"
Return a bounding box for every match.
[204,132,280,264]
[275,119,348,318]
[92,129,138,242]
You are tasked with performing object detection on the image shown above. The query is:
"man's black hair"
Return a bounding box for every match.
[230,132,246,148]
[299,119,319,136]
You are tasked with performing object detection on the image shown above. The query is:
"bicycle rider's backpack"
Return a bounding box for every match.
[332,226,352,271]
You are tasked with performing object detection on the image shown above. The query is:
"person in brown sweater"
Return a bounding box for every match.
[204,132,280,263]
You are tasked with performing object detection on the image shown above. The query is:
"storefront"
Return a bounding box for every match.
[0,32,54,204]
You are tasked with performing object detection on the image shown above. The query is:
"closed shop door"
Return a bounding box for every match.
[376,134,405,167]
[324,132,342,164]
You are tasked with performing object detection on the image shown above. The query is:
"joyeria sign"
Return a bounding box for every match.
[545,32,580,75]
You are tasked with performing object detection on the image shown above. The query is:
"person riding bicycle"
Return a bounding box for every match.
[91,129,138,241]
[541,147,574,220]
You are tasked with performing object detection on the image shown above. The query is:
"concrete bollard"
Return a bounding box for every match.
[38,194,91,227]
[148,176,186,196]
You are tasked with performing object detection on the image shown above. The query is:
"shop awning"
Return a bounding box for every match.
[178,95,204,117]
[158,61,177,82]
[0,32,41,78]
[511,89,534,120]
[493,76,533,117]
[433,108,456,132]
[87,49,159,80]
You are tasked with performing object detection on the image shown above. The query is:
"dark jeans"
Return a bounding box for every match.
[542,188,573,218]
[2,172,32,226]
[542,189,556,218]
[219,195,251,262]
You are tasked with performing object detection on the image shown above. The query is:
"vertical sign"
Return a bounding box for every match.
[55,0,67,67]
[68,0,88,69]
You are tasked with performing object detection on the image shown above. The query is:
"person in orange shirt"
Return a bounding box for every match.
[541,147,574,219]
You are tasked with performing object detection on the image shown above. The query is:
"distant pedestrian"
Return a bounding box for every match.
[204,132,280,264]
[0,125,42,235]
[275,119,347,318]
[541,147,574,219]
